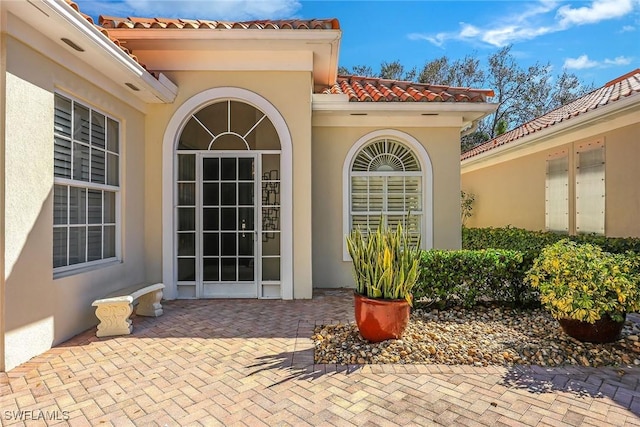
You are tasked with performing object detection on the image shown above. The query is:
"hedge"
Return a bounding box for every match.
[416,249,537,308]
[415,227,640,309]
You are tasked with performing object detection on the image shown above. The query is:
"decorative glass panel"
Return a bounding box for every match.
[178,154,196,181]
[178,233,196,257]
[178,183,196,206]
[178,207,195,231]
[262,257,280,281]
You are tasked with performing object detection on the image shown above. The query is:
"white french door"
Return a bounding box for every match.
[175,151,281,299]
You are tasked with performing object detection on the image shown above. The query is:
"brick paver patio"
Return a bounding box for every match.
[2,289,640,426]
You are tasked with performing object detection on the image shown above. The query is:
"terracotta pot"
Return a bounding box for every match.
[353,292,410,342]
[558,313,626,343]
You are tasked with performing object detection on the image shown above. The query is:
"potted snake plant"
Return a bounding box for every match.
[346,219,421,342]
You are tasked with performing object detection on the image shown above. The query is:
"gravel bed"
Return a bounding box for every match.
[313,305,640,367]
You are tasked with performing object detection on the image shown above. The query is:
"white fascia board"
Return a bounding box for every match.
[312,95,499,115]
[461,95,640,171]
[42,0,177,102]
[107,28,342,43]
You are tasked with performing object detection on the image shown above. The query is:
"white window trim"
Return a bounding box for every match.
[162,87,293,300]
[53,92,122,278]
[342,129,433,261]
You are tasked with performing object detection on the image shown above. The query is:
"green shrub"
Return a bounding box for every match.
[526,240,640,323]
[346,221,421,304]
[416,249,536,308]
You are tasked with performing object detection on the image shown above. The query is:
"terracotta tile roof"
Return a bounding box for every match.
[98,16,340,30]
[320,76,495,102]
[461,68,640,161]
[64,1,159,78]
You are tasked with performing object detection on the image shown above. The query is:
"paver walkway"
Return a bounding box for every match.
[2,289,640,426]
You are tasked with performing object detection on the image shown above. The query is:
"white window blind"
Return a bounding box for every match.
[576,146,605,235]
[350,139,422,246]
[53,93,120,271]
[545,155,569,233]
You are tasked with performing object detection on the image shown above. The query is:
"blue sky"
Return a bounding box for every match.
[75,0,640,88]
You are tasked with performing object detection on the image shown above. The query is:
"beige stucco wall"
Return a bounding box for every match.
[311,126,462,288]
[143,71,314,298]
[461,121,640,238]
[3,36,147,370]
[0,32,7,371]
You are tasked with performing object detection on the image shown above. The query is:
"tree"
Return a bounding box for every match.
[379,60,416,81]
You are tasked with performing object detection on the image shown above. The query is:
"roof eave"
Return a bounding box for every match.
[461,93,640,168]
[40,0,177,103]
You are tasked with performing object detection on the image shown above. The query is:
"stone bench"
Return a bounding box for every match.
[92,283,165,338]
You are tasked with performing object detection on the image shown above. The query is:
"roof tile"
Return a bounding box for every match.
[320,76,494,103]
[461,69,640,161]
[98,16,340,30]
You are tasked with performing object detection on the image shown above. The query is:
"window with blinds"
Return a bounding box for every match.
[350,139,422,245]
[576,146,605,235]
[53,94,119,271]
[545,154,569,233]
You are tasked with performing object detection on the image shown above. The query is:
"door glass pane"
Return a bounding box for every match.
[239,208,254,231]
[262,208,280,231]
[203,233,219,256]
[178,233,195,256]
[262,233,280,256]
[178,207,195,231]
[238,158,254,180]
[221,258,236,281]
[178,183,196,206]
[238,183,254,205]
[203,158,219,181]
[221,158,236,181]
[203,208,219,231]
[178,258,195,281]
[203,258,219,281]
[262,257,280,281]
[261,182,279,206]
[221,183,236,205]
[238,233,253,256]
[238,258,254,281]
[221,208,237,230]
[221,233,236,256]
[178,154,195,181]
[203,183,219,206]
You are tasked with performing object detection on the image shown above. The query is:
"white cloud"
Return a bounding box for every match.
[77,0,301,21]
[564,54,634,69]
[557,0,635,26]
[409,0,640,48]
[564,55,599,69]
[604,56,633,65]
[621,25,636,32]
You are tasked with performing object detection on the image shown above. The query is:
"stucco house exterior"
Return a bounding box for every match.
[0,0,496,371]
[461,69,640,238]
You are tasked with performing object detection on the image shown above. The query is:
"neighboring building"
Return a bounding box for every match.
[0,0,496,371]
[461,69,640,237]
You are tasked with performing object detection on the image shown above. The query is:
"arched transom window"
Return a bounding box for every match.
[350,139,422,244]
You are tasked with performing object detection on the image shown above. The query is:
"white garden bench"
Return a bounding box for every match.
[92,283,165,338]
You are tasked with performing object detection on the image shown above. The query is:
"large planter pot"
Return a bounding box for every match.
[558,313,626,343]
[353,293,410,343]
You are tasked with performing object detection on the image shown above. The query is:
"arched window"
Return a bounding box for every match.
[349,138,423,245]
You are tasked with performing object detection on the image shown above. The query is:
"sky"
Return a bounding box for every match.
[74,0,640,89]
